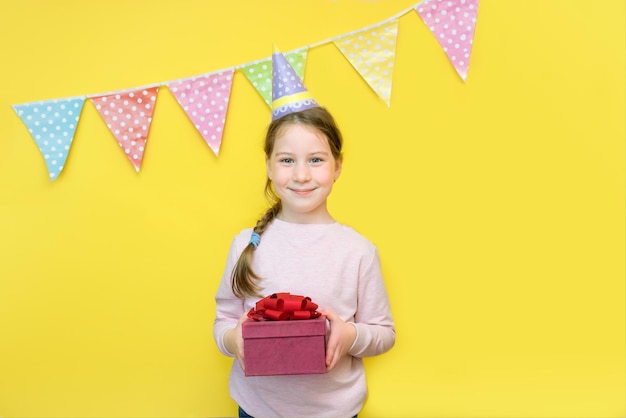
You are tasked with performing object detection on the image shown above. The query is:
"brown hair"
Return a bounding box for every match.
[230,107,344,298]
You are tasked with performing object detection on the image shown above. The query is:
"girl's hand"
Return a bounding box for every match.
[224,313,248,371]
[319,309,356,372]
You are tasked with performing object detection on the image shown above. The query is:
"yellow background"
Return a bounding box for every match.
[0,0,624,416]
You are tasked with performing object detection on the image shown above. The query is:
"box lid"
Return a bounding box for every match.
[242,315,326,339]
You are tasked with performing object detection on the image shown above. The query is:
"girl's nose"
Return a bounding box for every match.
[293,163,311,182]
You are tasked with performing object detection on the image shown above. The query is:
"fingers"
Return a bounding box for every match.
[325,330,345,371]
[233,313,249,371]
[320,309,337,368]
[325,338,334,368]
[321,310,357,372]
[319,309,335,321]
[326,349,337,370]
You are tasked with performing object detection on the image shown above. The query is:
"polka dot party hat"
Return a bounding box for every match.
[12,97,85,181]
[241,49,307,109]
[271,44,319,121]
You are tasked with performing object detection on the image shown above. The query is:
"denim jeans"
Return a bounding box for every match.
[238,406,253,418]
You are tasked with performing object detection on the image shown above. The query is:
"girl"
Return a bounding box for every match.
[213,48,395,418]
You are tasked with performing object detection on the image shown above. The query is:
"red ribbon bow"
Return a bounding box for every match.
[247,292,321,321]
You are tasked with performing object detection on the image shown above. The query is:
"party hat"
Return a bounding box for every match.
[271,44,319,120]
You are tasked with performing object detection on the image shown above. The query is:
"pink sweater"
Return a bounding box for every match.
[213,219,395,418]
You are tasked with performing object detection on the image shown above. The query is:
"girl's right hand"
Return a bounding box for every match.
[224,313,248,371]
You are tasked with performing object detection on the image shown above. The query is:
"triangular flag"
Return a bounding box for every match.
[415,0,479,82]
[12,97,85,181]
[241,49,308,108]
[333,20,399,107]
[167,69,234,157]
[90,87,159,172]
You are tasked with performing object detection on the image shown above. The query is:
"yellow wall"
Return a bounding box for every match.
[0,0,624,416]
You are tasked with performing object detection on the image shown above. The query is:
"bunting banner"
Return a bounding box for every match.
[90,88,159,172]
[241,49,308,108]
[12,97,85,181]
[333,19,399,107]
[10,0,479,181]
[167,69,234,157]
[415,0,479,82]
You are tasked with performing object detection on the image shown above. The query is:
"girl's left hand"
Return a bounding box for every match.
[319,309,356,372]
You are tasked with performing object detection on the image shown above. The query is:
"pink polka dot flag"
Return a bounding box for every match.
[90,87,158,172]
[167,69,234,157]
[415,0,479,82]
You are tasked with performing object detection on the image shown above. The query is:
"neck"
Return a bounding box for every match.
[277,209,335,224]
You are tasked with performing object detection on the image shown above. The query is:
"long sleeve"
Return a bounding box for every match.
[349,247,396,357]
[213,236,247,357]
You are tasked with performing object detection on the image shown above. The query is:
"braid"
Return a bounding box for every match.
[230,199,282,298]
[253,201,281,235]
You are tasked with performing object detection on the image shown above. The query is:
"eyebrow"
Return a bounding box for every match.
[274,151,330,157]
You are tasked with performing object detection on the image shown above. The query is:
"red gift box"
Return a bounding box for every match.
[242,315,327,376]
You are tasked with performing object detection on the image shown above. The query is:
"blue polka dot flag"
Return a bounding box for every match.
[12,97,85,181]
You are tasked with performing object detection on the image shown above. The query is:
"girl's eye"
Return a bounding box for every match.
[279,158,294,164]
[310,157,323,163]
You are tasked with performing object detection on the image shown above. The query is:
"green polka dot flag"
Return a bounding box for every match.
[241,49,308,108]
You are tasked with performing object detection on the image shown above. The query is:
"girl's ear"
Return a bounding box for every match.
[266,158,272,181]
[334,156,343,182]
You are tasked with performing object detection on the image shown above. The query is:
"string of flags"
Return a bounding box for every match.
[11,0,479,181]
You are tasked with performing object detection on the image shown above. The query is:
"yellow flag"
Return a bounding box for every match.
[333,20,399,107]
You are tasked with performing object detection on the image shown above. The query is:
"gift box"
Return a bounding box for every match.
[242,315,327,376]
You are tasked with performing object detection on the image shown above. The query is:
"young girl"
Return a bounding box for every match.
[213,48,395,418]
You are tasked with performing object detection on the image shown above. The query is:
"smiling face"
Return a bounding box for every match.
[266,123,342,224]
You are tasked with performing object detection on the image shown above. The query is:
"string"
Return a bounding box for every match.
[13,1,422,104]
